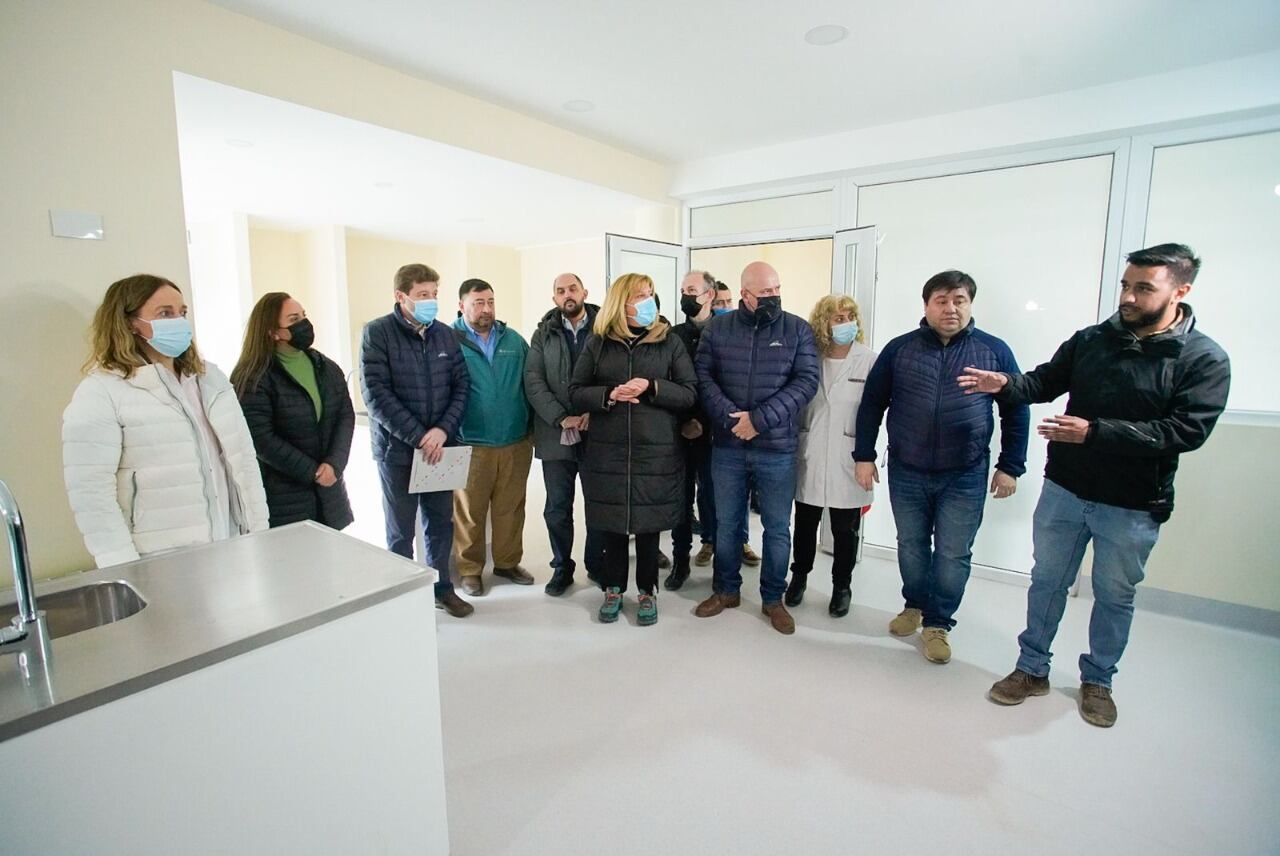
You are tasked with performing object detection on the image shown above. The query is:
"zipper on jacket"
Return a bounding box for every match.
[931,346,944,470]
[129,472,139,529]
[745,317,760,413]
[626,344,633,535]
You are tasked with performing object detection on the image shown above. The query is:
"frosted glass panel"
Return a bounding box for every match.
[690,191,834,239]
[615,249,678,319]
[689,239,832,322]
[857,155,1113,574]
[1146,130,1280,414]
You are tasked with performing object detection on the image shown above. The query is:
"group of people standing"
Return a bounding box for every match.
[60,241,1229,729]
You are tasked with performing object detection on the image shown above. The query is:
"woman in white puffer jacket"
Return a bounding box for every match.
[63,274,269,568]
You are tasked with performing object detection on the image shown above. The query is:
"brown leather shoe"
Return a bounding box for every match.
[494,565,535,585]
[694,592,741,617]
[435,590,474,617]
[761,602,795,635]
[741,544,761,567]
[460,575,484,596]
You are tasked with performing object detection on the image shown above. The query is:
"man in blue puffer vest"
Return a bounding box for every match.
[361,263,473,618]
[854,270,1029,664]
[693,261,820,635]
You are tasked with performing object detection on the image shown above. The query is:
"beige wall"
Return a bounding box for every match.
[518,239,607,334]
[248,228,306,304]
[0,0,671,580]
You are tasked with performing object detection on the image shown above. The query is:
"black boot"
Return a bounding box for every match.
[544,570,573,597]
[664,558,691,591]
[829,587,851,617]
[784,571,808,607]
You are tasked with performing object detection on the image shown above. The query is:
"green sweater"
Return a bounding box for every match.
[275,348,321,419]
[451,319,531,446]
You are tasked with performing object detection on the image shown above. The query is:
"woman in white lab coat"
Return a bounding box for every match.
[785,294,877,617]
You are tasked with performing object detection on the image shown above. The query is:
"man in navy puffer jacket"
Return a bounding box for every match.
[693,261,819,635]
[360,263,472,617]
[854,270,1029,663]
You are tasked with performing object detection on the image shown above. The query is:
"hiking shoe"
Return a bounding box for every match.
[694,543,714,566]
[922,627,951,663]
[637,592,658,626]
[544,570,573,597]
[741,544,761,567]
[435,590,474,618]
[598,587,623,623]
[989,669,1051,705]
[889,607,922,636]
[1079,683,1117,727]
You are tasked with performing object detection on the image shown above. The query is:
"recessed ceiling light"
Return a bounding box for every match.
[225,138,254,148]
[804,24,848,46]
[562,99,595,113]
[373,181,393,189]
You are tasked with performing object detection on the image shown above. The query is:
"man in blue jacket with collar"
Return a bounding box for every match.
[360,263,472,617]
[855,270,1029,664]
[693,261,820,635]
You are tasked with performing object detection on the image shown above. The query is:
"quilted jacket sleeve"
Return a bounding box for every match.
[360,320,428,448]
[239,376,319,485]
[434,328,470,441]
[62,375,139,567]
[694,325,736,429]
[205,365,270,534]
[323,357,356,475]
[749,319,819,431]
[524,327,570,428]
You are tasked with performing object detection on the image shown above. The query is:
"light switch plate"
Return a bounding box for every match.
[49,209,105,240]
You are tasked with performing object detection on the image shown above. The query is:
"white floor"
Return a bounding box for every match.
[342,428,1280,855]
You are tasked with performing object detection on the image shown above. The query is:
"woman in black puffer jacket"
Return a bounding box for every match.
[232,292,355,530]
[570,274,697,626]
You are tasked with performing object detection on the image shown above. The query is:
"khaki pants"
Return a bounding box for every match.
[452,437,533,577]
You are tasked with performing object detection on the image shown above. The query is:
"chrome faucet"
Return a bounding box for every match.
[0,480,51,670]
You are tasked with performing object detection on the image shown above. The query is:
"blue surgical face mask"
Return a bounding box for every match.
[831,320,859,346]
[631,296,657,327]
[140,316,193,358]
[712,307,732,316]
[409,297,438,325]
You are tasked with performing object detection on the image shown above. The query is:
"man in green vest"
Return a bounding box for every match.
[451,278,534,596]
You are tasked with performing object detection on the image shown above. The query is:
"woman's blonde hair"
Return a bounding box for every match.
[231,291,293,398]
[809,294,865,354]
[85,274,205,377]
[594,273,668,342]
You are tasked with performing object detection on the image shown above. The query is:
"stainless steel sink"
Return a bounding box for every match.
[2,581,146,640]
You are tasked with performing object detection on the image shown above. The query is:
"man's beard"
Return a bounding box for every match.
[1119,301,1172,331]
[560,300,581,318]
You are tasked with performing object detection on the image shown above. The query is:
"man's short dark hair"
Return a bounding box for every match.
[715,280,730,294]
[922,270,977,303]
[1126,243,1201,285]
[459,278,494,298]
[394,263,439,293]
[556,273,583,288]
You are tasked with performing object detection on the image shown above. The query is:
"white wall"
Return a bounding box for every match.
[188,211,253,373]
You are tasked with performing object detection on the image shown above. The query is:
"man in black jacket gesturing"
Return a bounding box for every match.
[960,243,1230,727]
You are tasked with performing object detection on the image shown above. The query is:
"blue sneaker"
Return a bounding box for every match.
[637,592,658,626]
[598,587,623,623]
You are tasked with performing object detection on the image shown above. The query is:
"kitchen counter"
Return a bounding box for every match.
[0,522,432,742]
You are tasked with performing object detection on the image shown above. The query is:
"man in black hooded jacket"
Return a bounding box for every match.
[960,243,1230,728]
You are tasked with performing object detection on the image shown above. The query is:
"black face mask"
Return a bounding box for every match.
[680,294,704,318]
[286,318,315,350]
[753,295,782,323]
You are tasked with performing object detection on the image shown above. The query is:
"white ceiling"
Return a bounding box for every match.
[209,0,1280,163]
[173,73,659,246]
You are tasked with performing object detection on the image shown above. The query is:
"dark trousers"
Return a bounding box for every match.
[542,455,605,580]
[791,502,862,590]
[377,459,455,597]
[602,531,659,595]
[672,440,716,561]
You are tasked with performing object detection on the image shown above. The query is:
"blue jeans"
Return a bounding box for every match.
[1016,479,1161,688]
[377,460,456,597]
[888,460,988,630]
[672,441,748,561]
[711,446,794,604]
[541,454,605,579]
